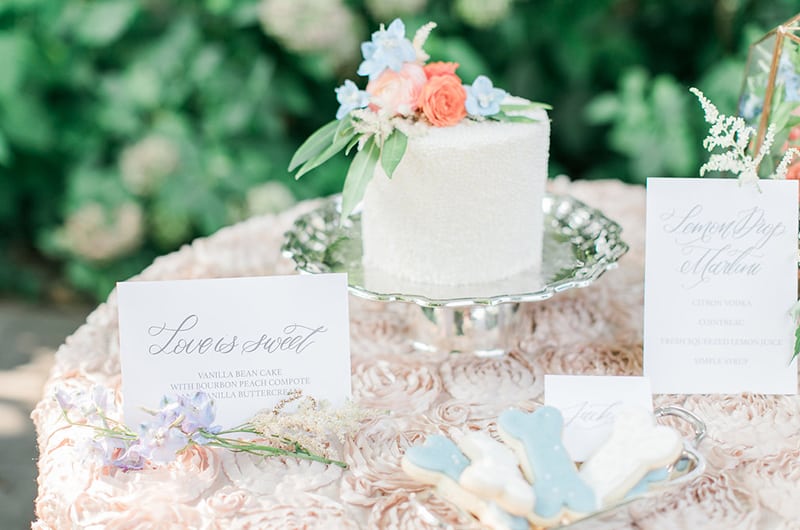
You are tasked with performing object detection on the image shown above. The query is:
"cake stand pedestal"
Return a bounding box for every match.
[282,194,628,356]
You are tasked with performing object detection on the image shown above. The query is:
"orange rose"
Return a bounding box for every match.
[787,161,800,198]
[423,61,459,79]
[788,162,800,180]
[418,74,467,127]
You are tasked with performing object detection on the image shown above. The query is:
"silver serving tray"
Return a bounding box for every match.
[409,406,707,530]
[558,406,706,529]
[282,193,629,308]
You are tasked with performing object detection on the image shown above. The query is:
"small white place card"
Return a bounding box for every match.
[644,177,798,394]
[545,374,653,461]
[117,274,352,428]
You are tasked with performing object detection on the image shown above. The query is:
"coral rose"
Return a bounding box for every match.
[418,74,468,127]
[786,161,800,200]
[424,61,459,79]
[787,161,800,181]
[367,63,427,117]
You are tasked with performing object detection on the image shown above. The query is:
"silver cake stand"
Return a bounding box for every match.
[282,193,629,356]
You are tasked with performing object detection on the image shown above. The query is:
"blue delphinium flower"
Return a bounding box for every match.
[179,392,222,444]
[90,385,114,412]
[738,92,763,122]
[464,75,507,117]
[178,392,217,431]
[91,437,146,471]
[151,391,221,445]
[335,79,370,119]
[778,55,800,103]
[357,18,416,80]
[112,442,146,471]
[138,421,189,464]
[55,387,74,412]
[89,435,127,464]
[785,74,800,102]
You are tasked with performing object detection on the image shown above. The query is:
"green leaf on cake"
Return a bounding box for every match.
[380,129,407,178]
[335,114,353,137]
[492,111,539,123]
[340,137,378,223]
[288,119,339,173]
[494,101,552,124]
[345,135,361,156]
[500,102,552,112]
[294,123,356,179]
[793,325,800,363]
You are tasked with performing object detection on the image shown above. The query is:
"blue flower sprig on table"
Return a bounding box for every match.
[55,387,357,470]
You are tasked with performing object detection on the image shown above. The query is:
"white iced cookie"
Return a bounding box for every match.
[579,406,682,507]
[457,432,535,516]
[402,435,529,530]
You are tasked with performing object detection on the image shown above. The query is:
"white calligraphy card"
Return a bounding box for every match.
[644,177,798,394]
[117,273,351,428]
[545,374,653,461]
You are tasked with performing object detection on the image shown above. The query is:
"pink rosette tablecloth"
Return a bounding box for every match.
[32,180,800,529]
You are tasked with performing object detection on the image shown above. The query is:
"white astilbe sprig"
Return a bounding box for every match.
[691,87,797,182]
[389,115,427,138]
[413,22,436,63]
[350,108,393,147]
[250,390,367,458]
[776,147,800,179]
[350,109,426,148]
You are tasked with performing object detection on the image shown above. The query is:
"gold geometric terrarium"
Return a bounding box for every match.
[739,13,800,175]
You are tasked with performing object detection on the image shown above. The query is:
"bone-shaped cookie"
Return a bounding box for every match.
[402,435,528,530]
[579,406,682,506]
[457,432,535,516]
[498,407,598,526]
[624,467,669,499]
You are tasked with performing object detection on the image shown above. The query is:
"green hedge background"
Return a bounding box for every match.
[0,0,797,301]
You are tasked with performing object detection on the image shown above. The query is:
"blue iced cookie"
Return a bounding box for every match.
[402,434,528,530]
[498,406,598,526]
[403,434,469,483]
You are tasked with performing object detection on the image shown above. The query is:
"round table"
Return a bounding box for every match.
[32,179,800,529]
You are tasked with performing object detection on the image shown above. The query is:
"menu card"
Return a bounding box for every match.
[117,274,352,428]
[644,177,798,394]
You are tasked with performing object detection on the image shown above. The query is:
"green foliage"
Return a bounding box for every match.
[794,326,800,363]
[586,68,698,182]
[380,129,407,179]
[0,0,306,300]
[289,119,342,174]
[341,136,379,221]
[0,0,798,301]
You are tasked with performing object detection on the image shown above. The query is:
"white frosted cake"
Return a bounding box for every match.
[362,107,550,285]
[290,19,551,285]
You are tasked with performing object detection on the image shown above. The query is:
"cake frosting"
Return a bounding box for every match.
[362,105,549,285]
